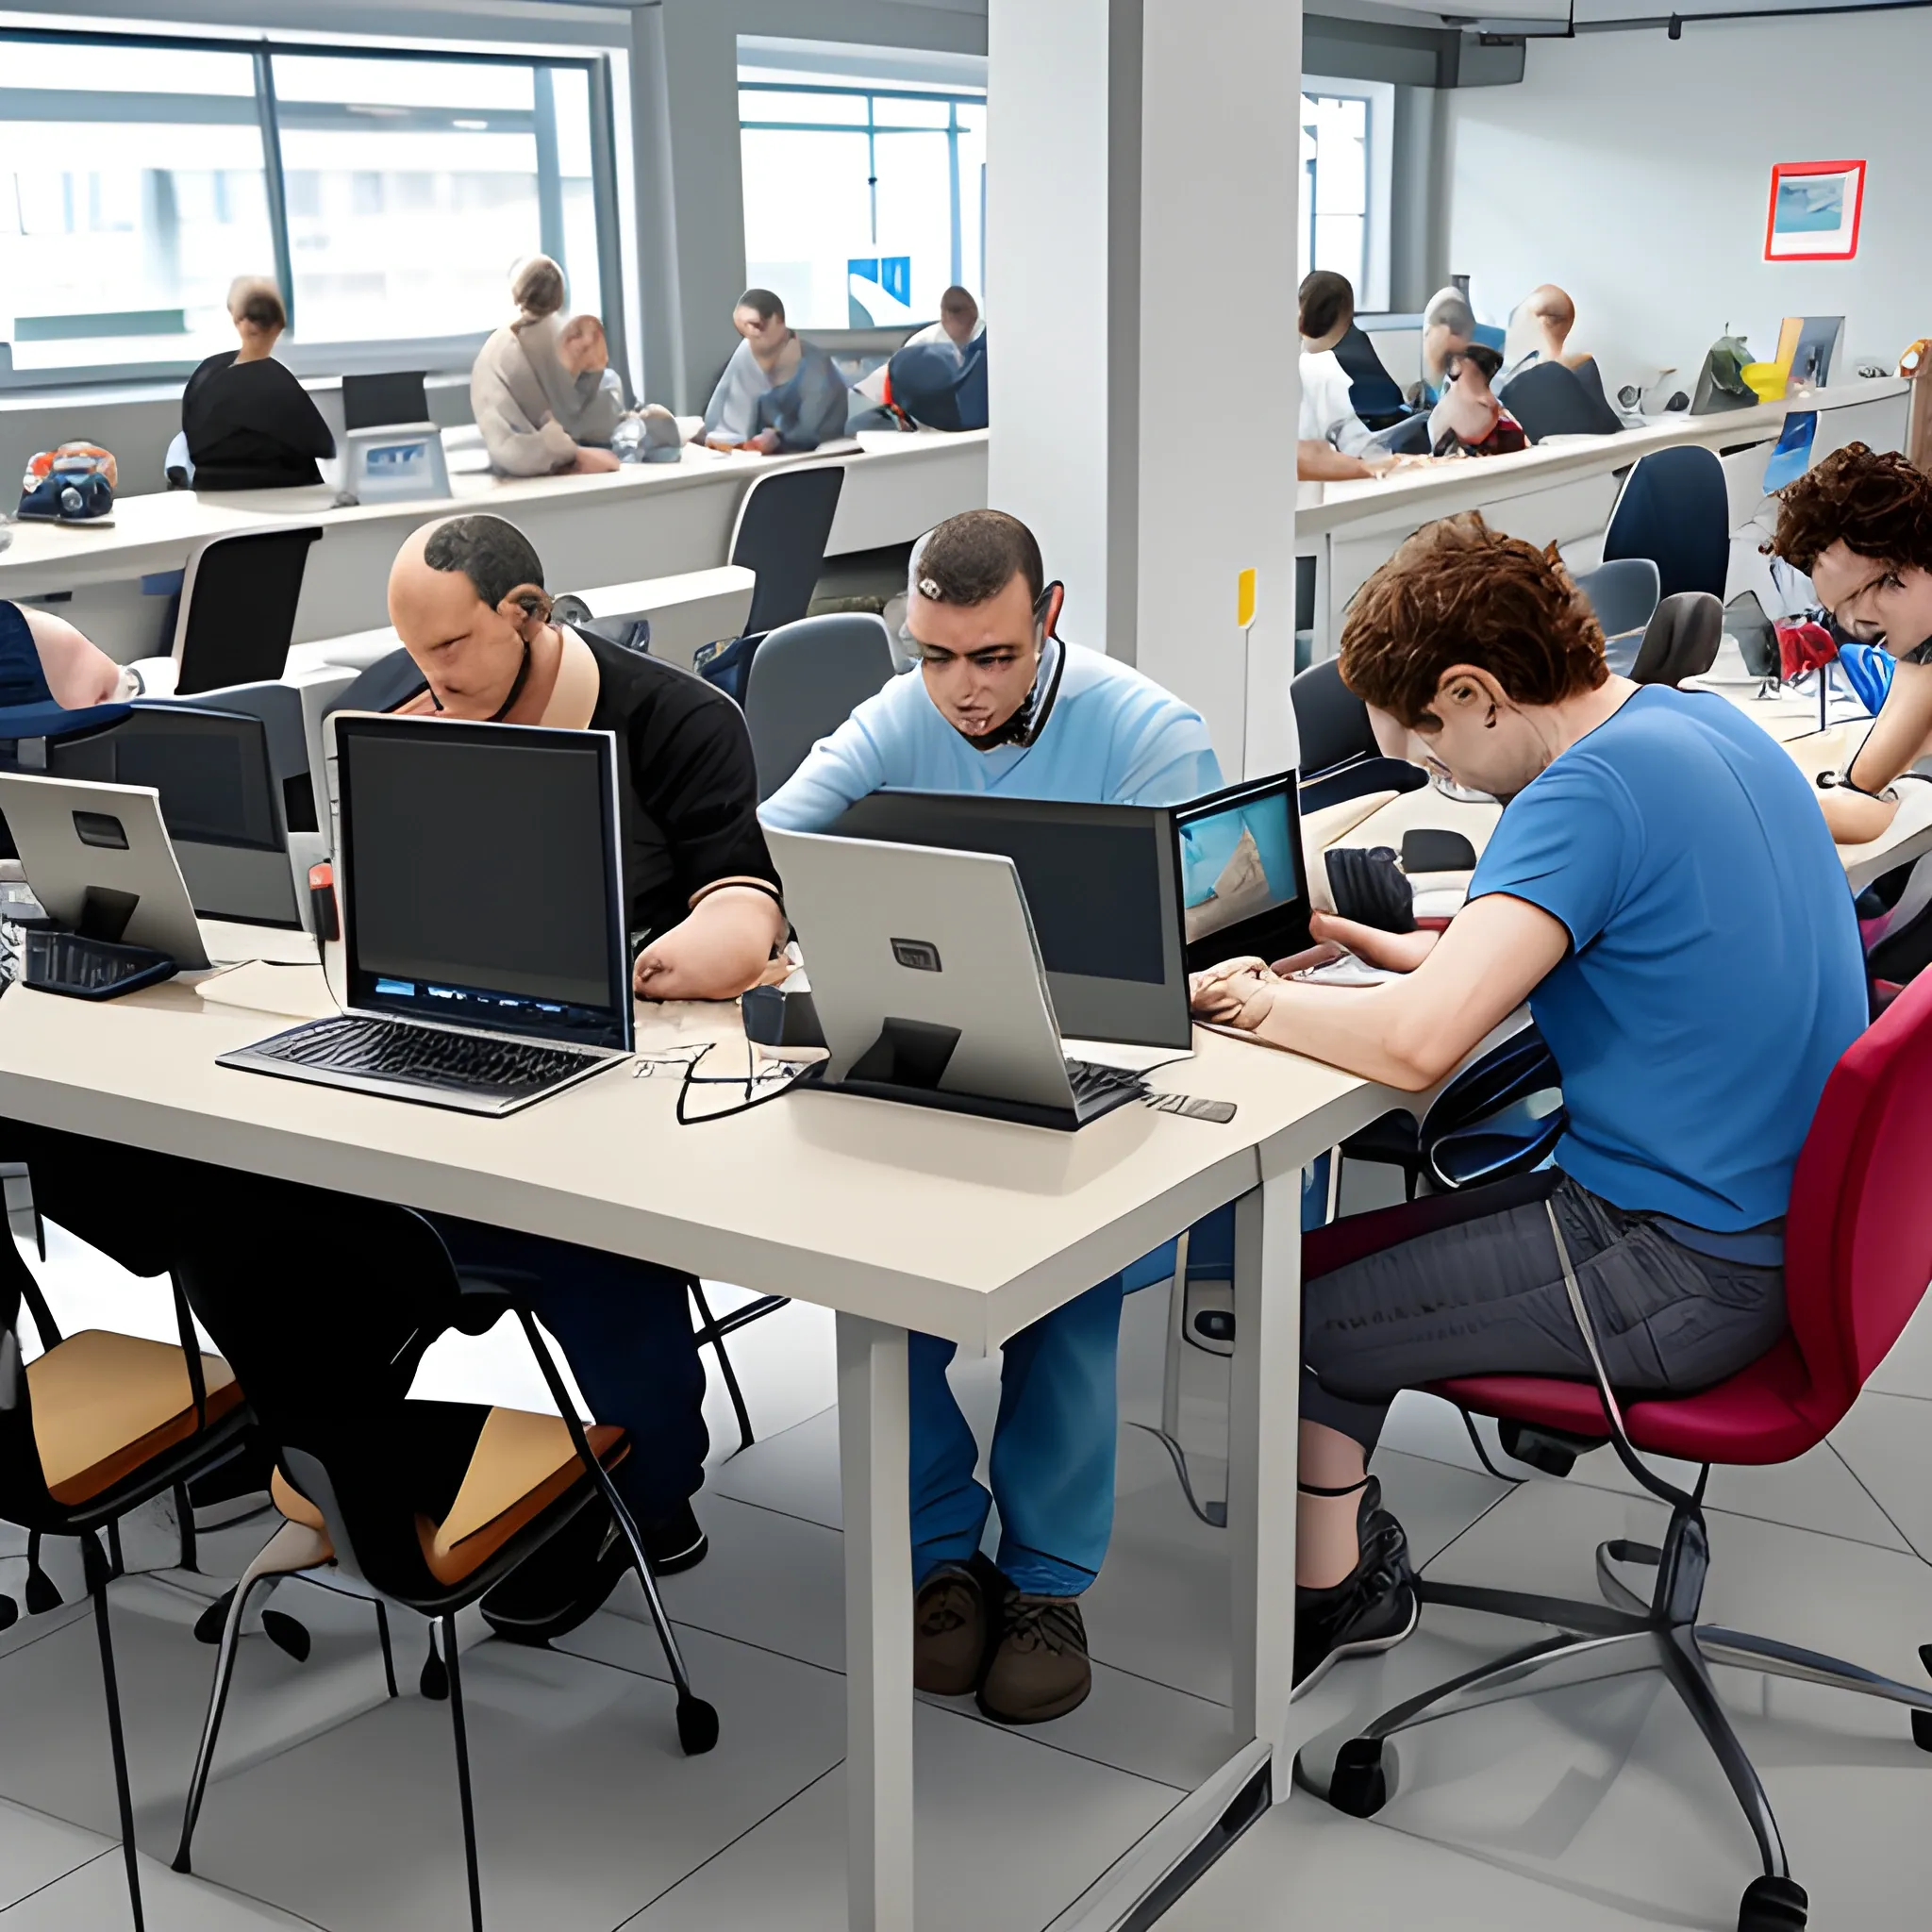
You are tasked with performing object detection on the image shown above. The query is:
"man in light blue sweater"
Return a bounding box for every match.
[763,510,1221,1724]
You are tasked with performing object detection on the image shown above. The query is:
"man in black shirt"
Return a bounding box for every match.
[181,278,335,491]
[360,515,786,1620]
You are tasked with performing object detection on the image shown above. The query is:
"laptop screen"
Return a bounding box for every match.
[334,715,630,1050]
[1175,773,1311,973]
[342,371,429,431]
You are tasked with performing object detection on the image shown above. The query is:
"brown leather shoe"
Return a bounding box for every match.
[913,1554,1005,1695]
[976,1593,1091,1724]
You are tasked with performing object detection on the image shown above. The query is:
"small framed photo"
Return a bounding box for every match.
[1765,159,1866,262]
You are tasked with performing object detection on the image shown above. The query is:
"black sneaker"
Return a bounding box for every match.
[1293,1482,1418,1690]
[644,1498,709,1576]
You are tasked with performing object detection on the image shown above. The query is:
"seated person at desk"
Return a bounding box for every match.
[1413,286,1480,406]
[853,285,984,408]
[1191,513,1865,1685]
[471,255,625,477]
[367,512,788,1615]
[181,277,335,491]
[1506,282,1592,375]
[701,289,849,454]
[1,601,126,711]
[1427,344,1527,458]
[762,510,1220,1724]
[1766,443,1932,844]
[1298,270,1379,484]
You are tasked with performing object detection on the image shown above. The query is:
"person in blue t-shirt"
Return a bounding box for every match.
[1191,512,1866,1690]
[762,509,1221,1726]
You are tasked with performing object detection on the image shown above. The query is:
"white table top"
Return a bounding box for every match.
[0,968,1387,1354]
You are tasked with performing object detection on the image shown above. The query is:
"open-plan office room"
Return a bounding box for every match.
[2,1,1932,1930]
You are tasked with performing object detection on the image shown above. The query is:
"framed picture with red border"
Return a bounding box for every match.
[1765,159,1866,262]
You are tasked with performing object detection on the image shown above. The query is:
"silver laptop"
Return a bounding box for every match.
[767,827,1145,1131]
[219,714,633,1116]
[0,772,210,969]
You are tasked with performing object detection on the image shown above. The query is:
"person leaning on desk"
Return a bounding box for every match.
[344,511,788,1624]
[1297,269,1383,485]
[700,287,848,455]
[761,508,1221,1725]
[180,277,335,491]
[1765,443,1932,845]
[1190,513,1867,1686]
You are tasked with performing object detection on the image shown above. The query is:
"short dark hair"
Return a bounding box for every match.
[737,287,785,325]
[914,510,1044,608]
[423,515,545,611]
[1426,290,1476,338]
[1299,270,1355,341]
[1449,341,1504,382]
[1770,442,1932,577]
[1339,512,1607,727]
[940,285,977,315]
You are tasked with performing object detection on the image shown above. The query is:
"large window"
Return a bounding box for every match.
[739,74,986,331]
[0,27,622,380]
[1298,78,1392,311]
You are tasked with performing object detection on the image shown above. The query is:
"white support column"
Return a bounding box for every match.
[988,0,1304,778]
[837,1313,915,1931]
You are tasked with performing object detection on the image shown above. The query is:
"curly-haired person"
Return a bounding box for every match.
[1189,512,1866,1689]
[1768,442,1932,845]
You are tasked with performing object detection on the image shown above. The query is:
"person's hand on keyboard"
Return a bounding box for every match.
[1189,958,1282,1031]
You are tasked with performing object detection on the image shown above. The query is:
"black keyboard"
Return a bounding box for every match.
[24,931,177,1002]
[1066,1058,1148,1119]
[243,1015,607,1102]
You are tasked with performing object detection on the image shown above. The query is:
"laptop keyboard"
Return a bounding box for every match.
[250,1015,607,1100]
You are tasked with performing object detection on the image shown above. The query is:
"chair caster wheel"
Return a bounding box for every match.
[194,1588,236,1644]
[0,1593,15,1633]
[262,1610,311,1662]
[676,1694,720,1756]
[421,1636,449,1701]
[24,1567,61,1616]
[1912,1710,1932,1753]
[1326,1738,1387,1818]
[1738,1874,1807,1931]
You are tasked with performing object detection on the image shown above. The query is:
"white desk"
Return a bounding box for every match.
[0,971,1406,1931]
[1295,380,1909,660]
[0,430,988,661]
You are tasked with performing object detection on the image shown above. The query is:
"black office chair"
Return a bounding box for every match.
[1333,325,1408,430]
[1498,359,1624,441]
[741,611,897,800]
[1603,444,1730,601]
[729,464,847,638]
[1291,658,1428,811]
[1569,356,1619,424]
[1375,413,1435,458]
[166,1174,717,1931]
[1574,558,1661,641]
[171,526,324,696]
[1628,591,1724,686]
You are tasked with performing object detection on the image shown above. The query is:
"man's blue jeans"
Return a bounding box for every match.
[909,1274,1125,1598]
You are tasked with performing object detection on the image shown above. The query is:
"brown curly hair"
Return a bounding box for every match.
[1338,512,1608,727]
[1769,442,1932,576]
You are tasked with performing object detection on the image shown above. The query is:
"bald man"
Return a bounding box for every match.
[1519,285,1591,371]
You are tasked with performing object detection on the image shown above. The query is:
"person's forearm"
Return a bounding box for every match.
[1297,441,1373,483]
[1819,783,1900,844]
[1245,980,1448,1091]
[1845,660,1932,793]
[641,889,786,1001]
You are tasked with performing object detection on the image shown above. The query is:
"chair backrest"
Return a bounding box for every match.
[1628,591,1724,686]
[1498,359,1624,441]
[1570,356,1616,420]
[1602,445,1729,601]
[1573,558,1661,641]
[1332,325,1406,425]
[1291,656,1380,778]
[741,612,896,800]
[172,526,324,697]
[1785,968,1932,1423]
[1377,413,1434,458]
[728,465,847,638]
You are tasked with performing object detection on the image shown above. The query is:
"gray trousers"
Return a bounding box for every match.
[1301,1169,1787,1451]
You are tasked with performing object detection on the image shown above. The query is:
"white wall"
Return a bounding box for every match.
[1441,12,1931,399]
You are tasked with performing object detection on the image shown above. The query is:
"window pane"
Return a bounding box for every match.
[740,87,867,126]
[0,40,272,369]
[956,105,986,308]
[273,52,543,344]
[874,94,951,128]
[548,66,601,322]
[740,126,873,330]
[874,131,955,320]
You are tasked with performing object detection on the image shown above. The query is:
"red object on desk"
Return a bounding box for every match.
[1776,620,1837,683]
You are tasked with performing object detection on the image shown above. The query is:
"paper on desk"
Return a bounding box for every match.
[1061,1038,1194,1074]
[200,920,321,968]
[196,959,337,1021]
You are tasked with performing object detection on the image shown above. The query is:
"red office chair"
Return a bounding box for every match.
[1320,967,1932,1932]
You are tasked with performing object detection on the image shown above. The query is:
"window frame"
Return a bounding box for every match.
[0,23,626,394]
[738,76,987,321]
[1299,74,1394,313]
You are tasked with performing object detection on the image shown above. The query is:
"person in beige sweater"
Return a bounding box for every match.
[470,256,625,477]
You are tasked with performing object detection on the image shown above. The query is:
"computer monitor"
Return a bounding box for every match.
[46,705,300,926]
[342,371,429,432]
[331,713,631,1051]
[828,791,1190,1048]
[1175,772,1312,974]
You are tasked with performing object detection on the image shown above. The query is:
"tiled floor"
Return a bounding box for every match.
[4,1220,1932,1927]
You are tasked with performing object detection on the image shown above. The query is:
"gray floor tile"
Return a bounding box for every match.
[0,1801,111,1918]
[0,1851,320,1929]
[1827,1390,1932,1559]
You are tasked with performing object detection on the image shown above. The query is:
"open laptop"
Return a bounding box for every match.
[0,772,210,971]
[219,714,633,1116]
[1175,771,1312,975]
[767,827,1147,1132]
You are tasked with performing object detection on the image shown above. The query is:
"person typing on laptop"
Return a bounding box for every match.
[762,508,1221,1724]
[1190,513,1866,1687]
[356,513,786,1610]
